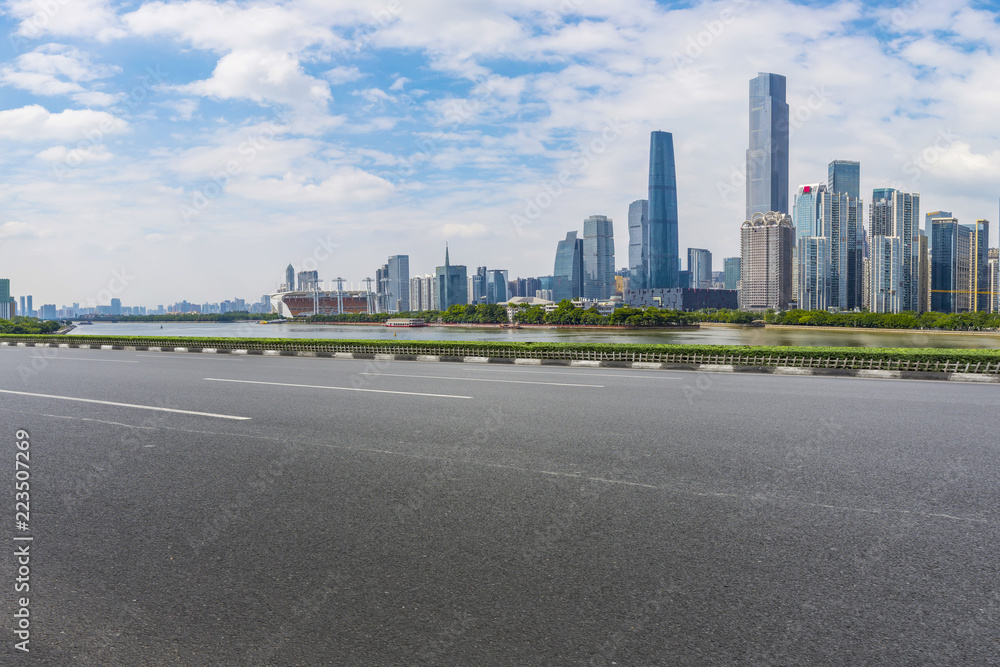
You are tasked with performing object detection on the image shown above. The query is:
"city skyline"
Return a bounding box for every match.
[2,2,1000,305]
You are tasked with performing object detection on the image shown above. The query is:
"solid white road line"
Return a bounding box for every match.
[203,377,472,399]
[357,372,603,388]
[0,389,251,420]
[28,355,138,363]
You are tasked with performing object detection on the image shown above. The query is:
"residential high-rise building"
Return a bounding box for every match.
[687,248,712,289]
[435,245,468,310]
[627,199,649,291]
[792,183,826,305]
[747,73,789,221]
[553,231,584,301]
[740,211,794,311]
[988,248,1000,314]
[387,255,410,313]
[285,264,294,292]
[870,236,903,313]
[822,191,864,310]
[869,189,920,312]
[828,160,861,199]
[798,236,830,311]
[723,257,741,291]
[375,263,390,312]
[648,131,680,288]
[583,215,615,299]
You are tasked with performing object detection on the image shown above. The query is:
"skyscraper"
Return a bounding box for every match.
[387,255,410,313]
[723,257,741,291]
[583,215,615,299]
[687,248,712,289]
[822,191,864,310]
[740,211,794,311]
[285,264,294,292]
[870,189,920,312]
[973,220,990,312]
[553,231,584,301]
[0,279,14,320]
[627,199,649,291]
[435,245,468,310]
[828,160,861,199]
[647,131,680,288]
[798,236,830,311]
[988,248,999,314]
[747,73,789,220]
[19,296,25,317]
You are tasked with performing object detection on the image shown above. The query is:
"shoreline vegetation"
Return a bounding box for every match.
[48,303,1000,334]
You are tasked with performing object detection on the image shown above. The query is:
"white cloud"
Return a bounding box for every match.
[0,105,127,141]
[35,144,113,163]
[324,66,364,85]
[0,220,51,240]
[0,44,121,106]
[227,167,393,204]
[7,0,126,43]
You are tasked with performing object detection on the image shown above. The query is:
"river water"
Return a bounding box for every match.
[66,321,1000,349]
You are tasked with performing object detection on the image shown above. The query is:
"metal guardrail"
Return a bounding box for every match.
[2,337,999,374]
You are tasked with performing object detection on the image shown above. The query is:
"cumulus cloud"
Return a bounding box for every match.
[0,44,121,106]
[226,167,394,204]
[6,0,126,42]
[0,105,127,141]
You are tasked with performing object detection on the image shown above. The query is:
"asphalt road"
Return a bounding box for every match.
[1,345,999,665]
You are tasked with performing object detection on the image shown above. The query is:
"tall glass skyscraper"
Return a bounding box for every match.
[687,248,712,289]
[553,231,583,301]
[387,255,410,313]
[627,199,649,291]
[869,190,919,312]
[746,72,789,221]
[583,215,615,299]
[828,160,861,199]
[647,131,679,288]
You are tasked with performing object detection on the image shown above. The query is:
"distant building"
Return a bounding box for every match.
[285,264,294,292]
[973,220,990,312]
[918,231,931,314]
[387,255,410,313]
[624,288,738,311]
[740,211,794,311]
[0,279,14,319]
[486,269,508,304]
[723,258,741,291]
[828,160,861,199]
[931,216,974,313]
[687,248,712,289]
[747,73,789,220]
[870,236,903,313]
[435,246,468,310]
[648,131,680,288]
[798,236,830,311]
[870,189,920,312]
[989,248,999,314]
[583,215,615,299]
[553,231,584,301]
[628,199,649,291]
[297,270,320,292]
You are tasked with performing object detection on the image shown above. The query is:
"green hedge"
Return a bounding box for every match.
[3,334,1000,366]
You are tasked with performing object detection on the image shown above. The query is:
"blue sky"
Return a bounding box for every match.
[1,0,999,306]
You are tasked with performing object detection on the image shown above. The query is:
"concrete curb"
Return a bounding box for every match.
[2,341,998,383]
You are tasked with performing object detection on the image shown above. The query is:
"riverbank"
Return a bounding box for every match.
[765,324,1000,337]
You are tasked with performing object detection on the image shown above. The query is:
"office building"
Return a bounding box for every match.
[297,270,319,292]
[19,296,25,317]
[792,183,825,305]
[387,255,410,313]
[687,248,712,289]
[918,231,930,314]
[870,236,903,313]
[828,160,861,199]
[723,257,741,291]
[797,236,830,311]
[869,189,920,312]
[930,217,973,313]
[553,231,584,301]
[487,269,508,303]
[747,73,789,220]
[628,199,649,291]
[740,211,794,311]
[823,191,864,310]
[471,267,487,304]
[582,215,615,300]
[26,295,32,317]
[285,264,294,292]
[648,131,680,288]
[435,246,467,310]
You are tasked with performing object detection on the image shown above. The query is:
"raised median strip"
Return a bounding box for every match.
[2,336,1000,382]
